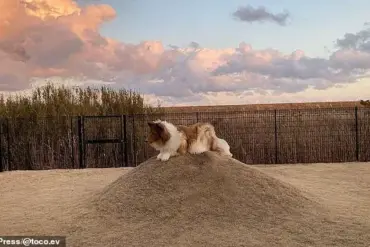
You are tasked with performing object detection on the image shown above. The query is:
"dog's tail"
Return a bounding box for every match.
[194,123,232,157]
[194,123,217,151]
[197,123,216,139]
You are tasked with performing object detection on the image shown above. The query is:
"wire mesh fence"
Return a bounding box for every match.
[0,106,369,171]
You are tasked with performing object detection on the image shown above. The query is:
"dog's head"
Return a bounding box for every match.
[146,120,171,148]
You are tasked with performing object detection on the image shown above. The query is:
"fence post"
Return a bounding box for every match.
[70,117,75,168]
[6,118,11,171]
[0,120,3,172]
[120,115,124,167]
[274,109,278,164]
[132,115,136,166]
[77,116,85,169]
[124,115,129,167]
[120,115,128,167]
[355,106,359,161]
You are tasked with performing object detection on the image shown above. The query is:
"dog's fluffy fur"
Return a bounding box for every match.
[146,119,232,161]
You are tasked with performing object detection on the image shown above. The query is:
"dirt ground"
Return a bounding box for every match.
[0,158,369,246]
[0,168,131,235]
[254,162,370,225]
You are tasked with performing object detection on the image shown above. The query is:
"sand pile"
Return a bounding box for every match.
[65,152,370,247]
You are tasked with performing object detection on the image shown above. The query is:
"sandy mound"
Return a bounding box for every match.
[65,152,370,247]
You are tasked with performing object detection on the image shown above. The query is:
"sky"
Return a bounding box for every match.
[1,0,370,106]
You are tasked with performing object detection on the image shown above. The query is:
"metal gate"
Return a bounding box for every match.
[78,115,128,168]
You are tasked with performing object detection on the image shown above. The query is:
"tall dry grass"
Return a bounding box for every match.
[0,84,369,171]
[0,83,163,171]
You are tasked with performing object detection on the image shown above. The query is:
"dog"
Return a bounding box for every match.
[146,119,232,161]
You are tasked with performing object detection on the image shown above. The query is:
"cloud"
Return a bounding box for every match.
[335,27,370,51]
[1,1,370,105]
[0,0,176,90]
[232,5,290,26]
[128,39,363,99]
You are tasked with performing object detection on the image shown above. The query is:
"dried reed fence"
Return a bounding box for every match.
[1,106,369,171]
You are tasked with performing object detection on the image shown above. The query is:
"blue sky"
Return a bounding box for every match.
[101,0,370,58]
[3,0,370,106]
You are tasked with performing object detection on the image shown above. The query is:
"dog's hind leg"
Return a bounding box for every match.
[212,138,233,157]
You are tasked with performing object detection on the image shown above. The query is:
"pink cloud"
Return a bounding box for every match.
[0,0,370,105]
[0,0,176,90]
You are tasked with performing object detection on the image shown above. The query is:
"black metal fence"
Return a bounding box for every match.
[0,106,369,172]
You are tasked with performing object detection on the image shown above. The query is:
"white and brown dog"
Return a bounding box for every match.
[146,119,232,161]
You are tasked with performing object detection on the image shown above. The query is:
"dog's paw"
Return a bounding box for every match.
[156,153,163,160]
[159,152,171,161]
[188,145,208,155]
[189,150,205,155]
[171,152,180,157]
[218,150,233,157]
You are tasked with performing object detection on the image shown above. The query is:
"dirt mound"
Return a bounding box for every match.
[65,152,370,247]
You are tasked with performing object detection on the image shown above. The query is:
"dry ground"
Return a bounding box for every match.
[254,162,370,224]
[0,156,370,246]
[0,168,131,235]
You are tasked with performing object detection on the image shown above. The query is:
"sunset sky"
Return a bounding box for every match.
[1,0,370,106]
